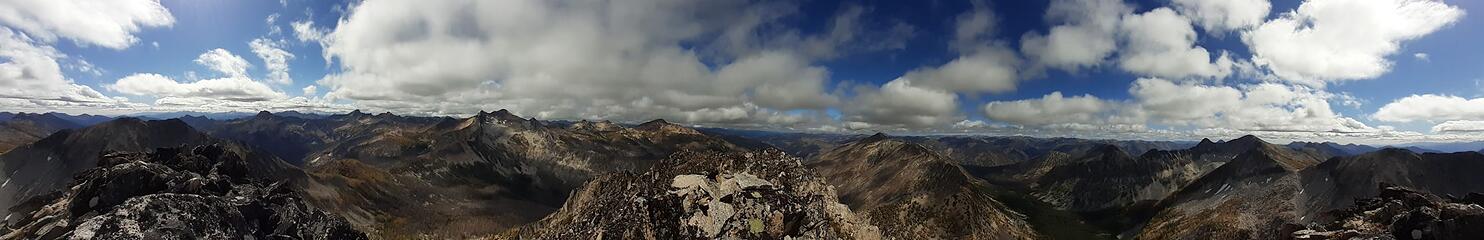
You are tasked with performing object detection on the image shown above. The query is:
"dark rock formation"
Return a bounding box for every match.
[505,149,880,239]
[0,145,365,240]
[1294,185,1484,240]
[0,118,215,217]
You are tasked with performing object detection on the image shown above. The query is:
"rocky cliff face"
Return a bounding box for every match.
[506,149,880,239]
[0,144,365,240]
[810,133,1038,239]
[1294,185,1484,240]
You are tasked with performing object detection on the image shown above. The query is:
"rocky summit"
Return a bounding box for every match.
[0,144,365,240]
[1295,184,1484,240]
[505,149,880,239]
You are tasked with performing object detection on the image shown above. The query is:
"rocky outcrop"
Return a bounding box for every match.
[0,118,215,217]
[810,134,1038,239]
[506,149,880,239]
[1294,185,1484,240]
[1,144,365,240]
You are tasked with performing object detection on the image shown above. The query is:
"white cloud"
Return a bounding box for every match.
[265,13,282,36]
[1243,0,1464,85]
[302,85,318,96]
[194,48,251,78]
[250,38,294,84]
[0,0,174,49]
[1432,120,1484,133]
[979,78,1379,135]
[1413,52,1429,61]
[1117,8,1233,79]
[1374,94,1484,123]
[1128,78,1377,133]
[109,73,285,101]
[290,20,326,43]
[1171,0,1271,33]
[0,27,124,104]
[904,46,1022,94]
[842,78,960,128]
[1019,0,1130,72]
[984,91,1111,126]
[315,0,878,126]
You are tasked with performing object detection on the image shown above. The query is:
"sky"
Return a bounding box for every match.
[0,0,1481,144]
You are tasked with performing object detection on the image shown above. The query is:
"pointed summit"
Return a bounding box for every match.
[255,111,274,118]
[1197,138,1216,147]
[860,132,890,143]
[1231,135,1266,144]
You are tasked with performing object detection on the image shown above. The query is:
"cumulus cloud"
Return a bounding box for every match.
[290,20,326,43]
[1129,78,1377,133]
[315,0,890,126]
[0,27,124,104]
[981,78,1378,134]
[0,0,174,49]
[984,92,1111,126]
[842,79,960,129]
[1171,0,1271,33]
[1117,8,1234,79]
[1413,53,1429,61]
[904,46,1022,94]
[1019,0,1130,72]
[1243,0,1464,85]
[1432,120,1484,133]
[250,38,294,84]
[1374,94,1484,123]
[194,48,251,78]
[109,73,285,101]
[302,85,317,96]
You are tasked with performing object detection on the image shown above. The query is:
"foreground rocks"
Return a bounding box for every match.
[506,149,880,239]
[0,145,365,240]
[1294,185,1484,240]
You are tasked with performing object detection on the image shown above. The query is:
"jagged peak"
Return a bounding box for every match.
[860,132,890,143]
[255,110,275,118]
[477,109,526,121]
[348,109,367,116]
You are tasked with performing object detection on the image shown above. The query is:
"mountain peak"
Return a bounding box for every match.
[478,109,523,120]
[1232,135,1266,144]
[1198,138,1216,146]
[861,132,890,143]
[255,111,274,118]
[636,119,673,129]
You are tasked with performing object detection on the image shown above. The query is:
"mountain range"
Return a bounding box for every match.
[2,110,1484,239]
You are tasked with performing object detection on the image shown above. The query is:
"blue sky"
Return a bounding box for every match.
[2,0,1481,143]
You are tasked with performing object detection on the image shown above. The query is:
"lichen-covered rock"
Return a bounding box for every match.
[504,149,881,239]
[0,145,366,240]
[1295,184,1484,240]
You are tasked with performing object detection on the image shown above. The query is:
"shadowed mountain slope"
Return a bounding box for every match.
[809,133,1038,239]
[0,118,216,217]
